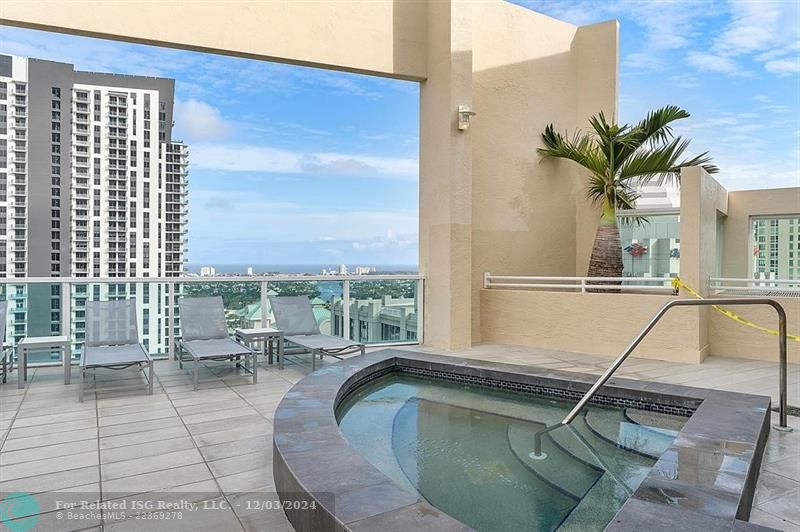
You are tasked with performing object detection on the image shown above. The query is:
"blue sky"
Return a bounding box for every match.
[519,0,800,191]
[1,0,798,266]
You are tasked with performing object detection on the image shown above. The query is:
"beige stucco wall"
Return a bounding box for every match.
[0,0,428,80]
[712,186,800,364]
[470,2,618,341]
[709,299,799,363]
[573,22,620,277]
[721,187,800,278]
[678,167,729,358]
[480,289,704,363]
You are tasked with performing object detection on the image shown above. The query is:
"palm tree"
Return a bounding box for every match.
[538,105,717,281]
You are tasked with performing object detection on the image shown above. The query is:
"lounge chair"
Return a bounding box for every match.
[80,300,154,402]
[0,301,12,384]
[178,296,257,390]
[269,295,365,370]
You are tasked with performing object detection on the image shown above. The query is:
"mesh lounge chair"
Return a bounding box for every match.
[81,300,153,402]
[0,301,12,384]
[178,296,257,390]
[269,295,365,371]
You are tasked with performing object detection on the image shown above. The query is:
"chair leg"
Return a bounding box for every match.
[193,357,199,391]
[148,361,154,395]
[17,348,25,389]
[79,366,85,403]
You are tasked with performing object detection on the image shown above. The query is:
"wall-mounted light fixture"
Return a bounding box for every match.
[457,105,476,131]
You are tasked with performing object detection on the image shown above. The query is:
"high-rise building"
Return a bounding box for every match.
[753,217,799,280]
[0,55,188,355]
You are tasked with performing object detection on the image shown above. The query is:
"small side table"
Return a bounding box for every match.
[235,327,284,370]
[17,336,71,389]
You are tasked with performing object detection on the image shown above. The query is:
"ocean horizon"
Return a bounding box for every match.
[185,263,419,275]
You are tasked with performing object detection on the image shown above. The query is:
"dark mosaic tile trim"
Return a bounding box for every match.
[396,366,696,418]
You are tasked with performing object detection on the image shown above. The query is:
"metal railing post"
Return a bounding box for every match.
[61,281,71,358]
[260,281,268,328]
[167,282,175,360]
[776,302,789,430]
[343,279,351,341]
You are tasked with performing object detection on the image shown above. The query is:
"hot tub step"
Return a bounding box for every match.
[507,422,603,501]
[557,475,628,531]
[585,407,676,460]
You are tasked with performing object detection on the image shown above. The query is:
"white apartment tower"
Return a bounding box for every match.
[0,55,188,354]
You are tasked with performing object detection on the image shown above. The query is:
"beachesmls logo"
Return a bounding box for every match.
[0,492,40,532]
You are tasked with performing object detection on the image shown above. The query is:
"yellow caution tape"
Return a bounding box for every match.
[671,277,800,342]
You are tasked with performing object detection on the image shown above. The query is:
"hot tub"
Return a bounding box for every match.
[336,373,687,531]
[272,350,771,532]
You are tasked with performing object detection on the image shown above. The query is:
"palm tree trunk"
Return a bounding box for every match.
[587,199,623,291]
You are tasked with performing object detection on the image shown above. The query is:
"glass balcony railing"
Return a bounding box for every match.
[0,274,423,366]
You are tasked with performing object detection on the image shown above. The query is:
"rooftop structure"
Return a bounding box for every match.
[0,1,797,531]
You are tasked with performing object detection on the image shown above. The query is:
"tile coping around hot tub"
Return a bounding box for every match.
[272,349,775,532]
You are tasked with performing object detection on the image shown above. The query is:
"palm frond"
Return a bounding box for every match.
[634,105,690,146]
[538,123,608,176]
[538,107,716,214]
[671,151,719,174]
[617,137,691,184]
[587,112,631,171]
[586,172,613,203]
[615,105,692,166]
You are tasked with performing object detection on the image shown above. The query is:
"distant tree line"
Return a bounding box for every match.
[183,281,321,311]
[182,279,414,316]
[349,280,416,300]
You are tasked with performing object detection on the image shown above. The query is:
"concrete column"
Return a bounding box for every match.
[679,166,729,360]
[419,0,473,351]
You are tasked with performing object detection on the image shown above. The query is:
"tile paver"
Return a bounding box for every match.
[0,344,797,531]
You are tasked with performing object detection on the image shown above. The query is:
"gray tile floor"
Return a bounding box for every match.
[0,345,798,531]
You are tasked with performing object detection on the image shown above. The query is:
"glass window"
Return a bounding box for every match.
[618,213,680,278]
[751,216,799,280]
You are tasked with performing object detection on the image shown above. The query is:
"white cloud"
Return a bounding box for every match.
[709,158,800,190]
[764,58,800,75]
[623,52,662,71]
[694,0,800,76]
[301,153,418,180]
[713,0,797,56]
[351,233,418,251]
[174,98,233,141]
[188,190,417,243]
[189,143,418,180]
[191,144,302,174]
[686,52,740,74]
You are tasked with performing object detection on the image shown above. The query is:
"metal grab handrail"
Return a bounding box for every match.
[531,297,790,457]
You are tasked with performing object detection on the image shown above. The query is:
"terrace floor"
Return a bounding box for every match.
[0,344,798,532]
